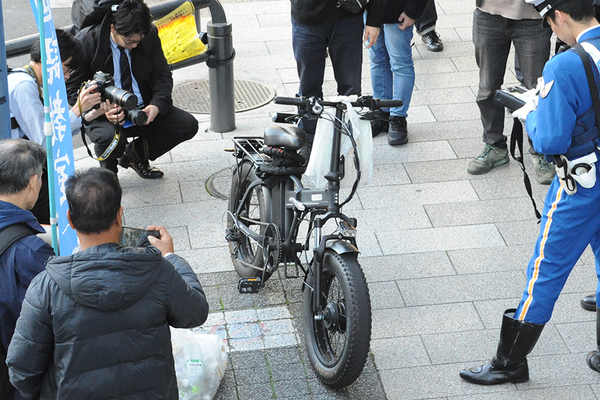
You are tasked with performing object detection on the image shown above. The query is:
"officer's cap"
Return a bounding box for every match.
[526,0,570,27]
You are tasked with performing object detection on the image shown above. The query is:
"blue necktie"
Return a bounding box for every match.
[119,47,132,92]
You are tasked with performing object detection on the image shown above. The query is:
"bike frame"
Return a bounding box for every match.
[231,102,359,316]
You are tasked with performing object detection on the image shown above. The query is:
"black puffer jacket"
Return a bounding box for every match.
[7,243,209,400]
[380,0,428,24]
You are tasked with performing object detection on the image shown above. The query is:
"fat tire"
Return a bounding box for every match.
[303,249,371,388]
[227,161,271,279]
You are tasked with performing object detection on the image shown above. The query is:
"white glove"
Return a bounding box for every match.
[512,95,537,122]
[516,88,539,108]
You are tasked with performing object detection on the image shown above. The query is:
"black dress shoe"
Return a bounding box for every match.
[119,153,164,179]
[581,294,597,311]
[421,31,443,52]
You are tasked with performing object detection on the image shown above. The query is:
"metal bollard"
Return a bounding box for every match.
[206,19,235,133]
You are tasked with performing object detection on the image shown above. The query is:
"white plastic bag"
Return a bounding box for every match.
[304,96,373,188]
[171,328,228,400]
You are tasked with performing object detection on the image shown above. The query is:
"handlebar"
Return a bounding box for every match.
[273,96,403,113]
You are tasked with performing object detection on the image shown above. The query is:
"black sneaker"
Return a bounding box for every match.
[421,31,443,52]
[388,116,408,146]
[370,110,389,137]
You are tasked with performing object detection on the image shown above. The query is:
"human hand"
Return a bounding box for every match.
[142,105,159,125]
[512,96,537,122]
[84,99,111,122]
[398,12,415,30]
[104,103,125,125]
[146,225,174,255]
[363,26,380,49]
[74,84,102,116]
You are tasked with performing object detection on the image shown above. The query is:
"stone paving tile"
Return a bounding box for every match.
[371,303,483,339]
[396,270,525,306]
[425,198,536,227]
[377,224,505,255]
[359,181,478,209]
[360,252,456,282]
[450,385,598,400]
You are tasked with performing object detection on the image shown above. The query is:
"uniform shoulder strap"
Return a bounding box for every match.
[0,223,37,257]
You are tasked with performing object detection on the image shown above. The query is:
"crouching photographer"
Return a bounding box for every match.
[67,0,198,179]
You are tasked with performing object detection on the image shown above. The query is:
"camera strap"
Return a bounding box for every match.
[509,118,542,222]
[80,122,121,162]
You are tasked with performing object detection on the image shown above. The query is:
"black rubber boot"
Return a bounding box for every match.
[587,307,600,372]
[581,294,596,311]
[459,308,544,385]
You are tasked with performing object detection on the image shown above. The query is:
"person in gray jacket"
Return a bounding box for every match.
[6,167,209,400]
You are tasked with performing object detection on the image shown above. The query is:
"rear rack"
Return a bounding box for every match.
[231,137,268,164]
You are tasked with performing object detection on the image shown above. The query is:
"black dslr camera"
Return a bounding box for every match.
[85,71,148,126]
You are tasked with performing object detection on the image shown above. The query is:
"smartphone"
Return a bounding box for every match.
[120,226,161,247]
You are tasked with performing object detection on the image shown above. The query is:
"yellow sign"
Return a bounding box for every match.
[155,1,207,65]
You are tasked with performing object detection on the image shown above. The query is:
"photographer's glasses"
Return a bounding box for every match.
[121,35,144,46]
[62,64,74,77]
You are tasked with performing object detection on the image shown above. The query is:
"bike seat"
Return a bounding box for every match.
[263,125,306,151]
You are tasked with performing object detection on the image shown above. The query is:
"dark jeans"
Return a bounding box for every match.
[473,9,551,147]
[86,106,198,173]
[415,0,437,36]
[291,14,364,138]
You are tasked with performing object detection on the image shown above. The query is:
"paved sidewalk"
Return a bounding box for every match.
[8,0,600,398]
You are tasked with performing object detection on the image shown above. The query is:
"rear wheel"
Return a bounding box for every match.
[227,161,271,279]
[303,249,371,388]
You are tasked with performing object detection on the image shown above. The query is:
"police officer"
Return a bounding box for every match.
[459,0,600,385]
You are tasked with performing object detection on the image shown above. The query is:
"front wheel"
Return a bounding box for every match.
[303,249,372,388]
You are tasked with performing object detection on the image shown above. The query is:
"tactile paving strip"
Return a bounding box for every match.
[172,79,276,114]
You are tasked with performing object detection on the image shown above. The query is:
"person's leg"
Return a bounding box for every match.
[462,180,600,385]
[328,13,363,96]
[382,23,415,118]
[292,17,330,141]
[85,118,127,174]
[128,106,199,161]
[510,19,555,184]
[382,23,415,145]
[415,0,443,52]
[473,9,511,147]
[588,232,600,370]
[468,9,512,175]
[367,20,392,137]
[415,0,437,35]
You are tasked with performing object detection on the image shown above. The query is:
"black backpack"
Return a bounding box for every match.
[71,0,122,33]
[0,224,37,399]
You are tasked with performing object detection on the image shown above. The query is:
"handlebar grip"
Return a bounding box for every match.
[273,96,307,107]
[374,99,403,109]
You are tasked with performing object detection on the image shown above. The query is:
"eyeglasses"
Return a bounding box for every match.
[62,64,74,76]
[121,35,143,46]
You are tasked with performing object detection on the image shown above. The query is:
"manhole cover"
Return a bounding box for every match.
[173,79,276,114]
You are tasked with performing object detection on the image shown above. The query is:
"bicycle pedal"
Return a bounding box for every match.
[238,277,262,293]
[284,262,299,279]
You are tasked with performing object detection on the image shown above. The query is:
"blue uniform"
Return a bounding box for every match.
[515,25,600,325]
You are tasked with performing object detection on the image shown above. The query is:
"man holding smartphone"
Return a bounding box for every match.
[7,168,208,399]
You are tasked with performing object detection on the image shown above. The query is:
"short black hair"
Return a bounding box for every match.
[0,139,46,195]
[65,168,122,235]
[111,0,153,39]
[30,28,84,71]
[548,0,597,23]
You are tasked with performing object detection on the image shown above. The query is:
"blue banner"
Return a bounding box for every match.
[29,0,78,255]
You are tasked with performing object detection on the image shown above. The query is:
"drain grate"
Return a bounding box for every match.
[172,79,276,114]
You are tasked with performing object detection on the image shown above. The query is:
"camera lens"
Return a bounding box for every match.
[103,86,138,110]
[127,109,148,126]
